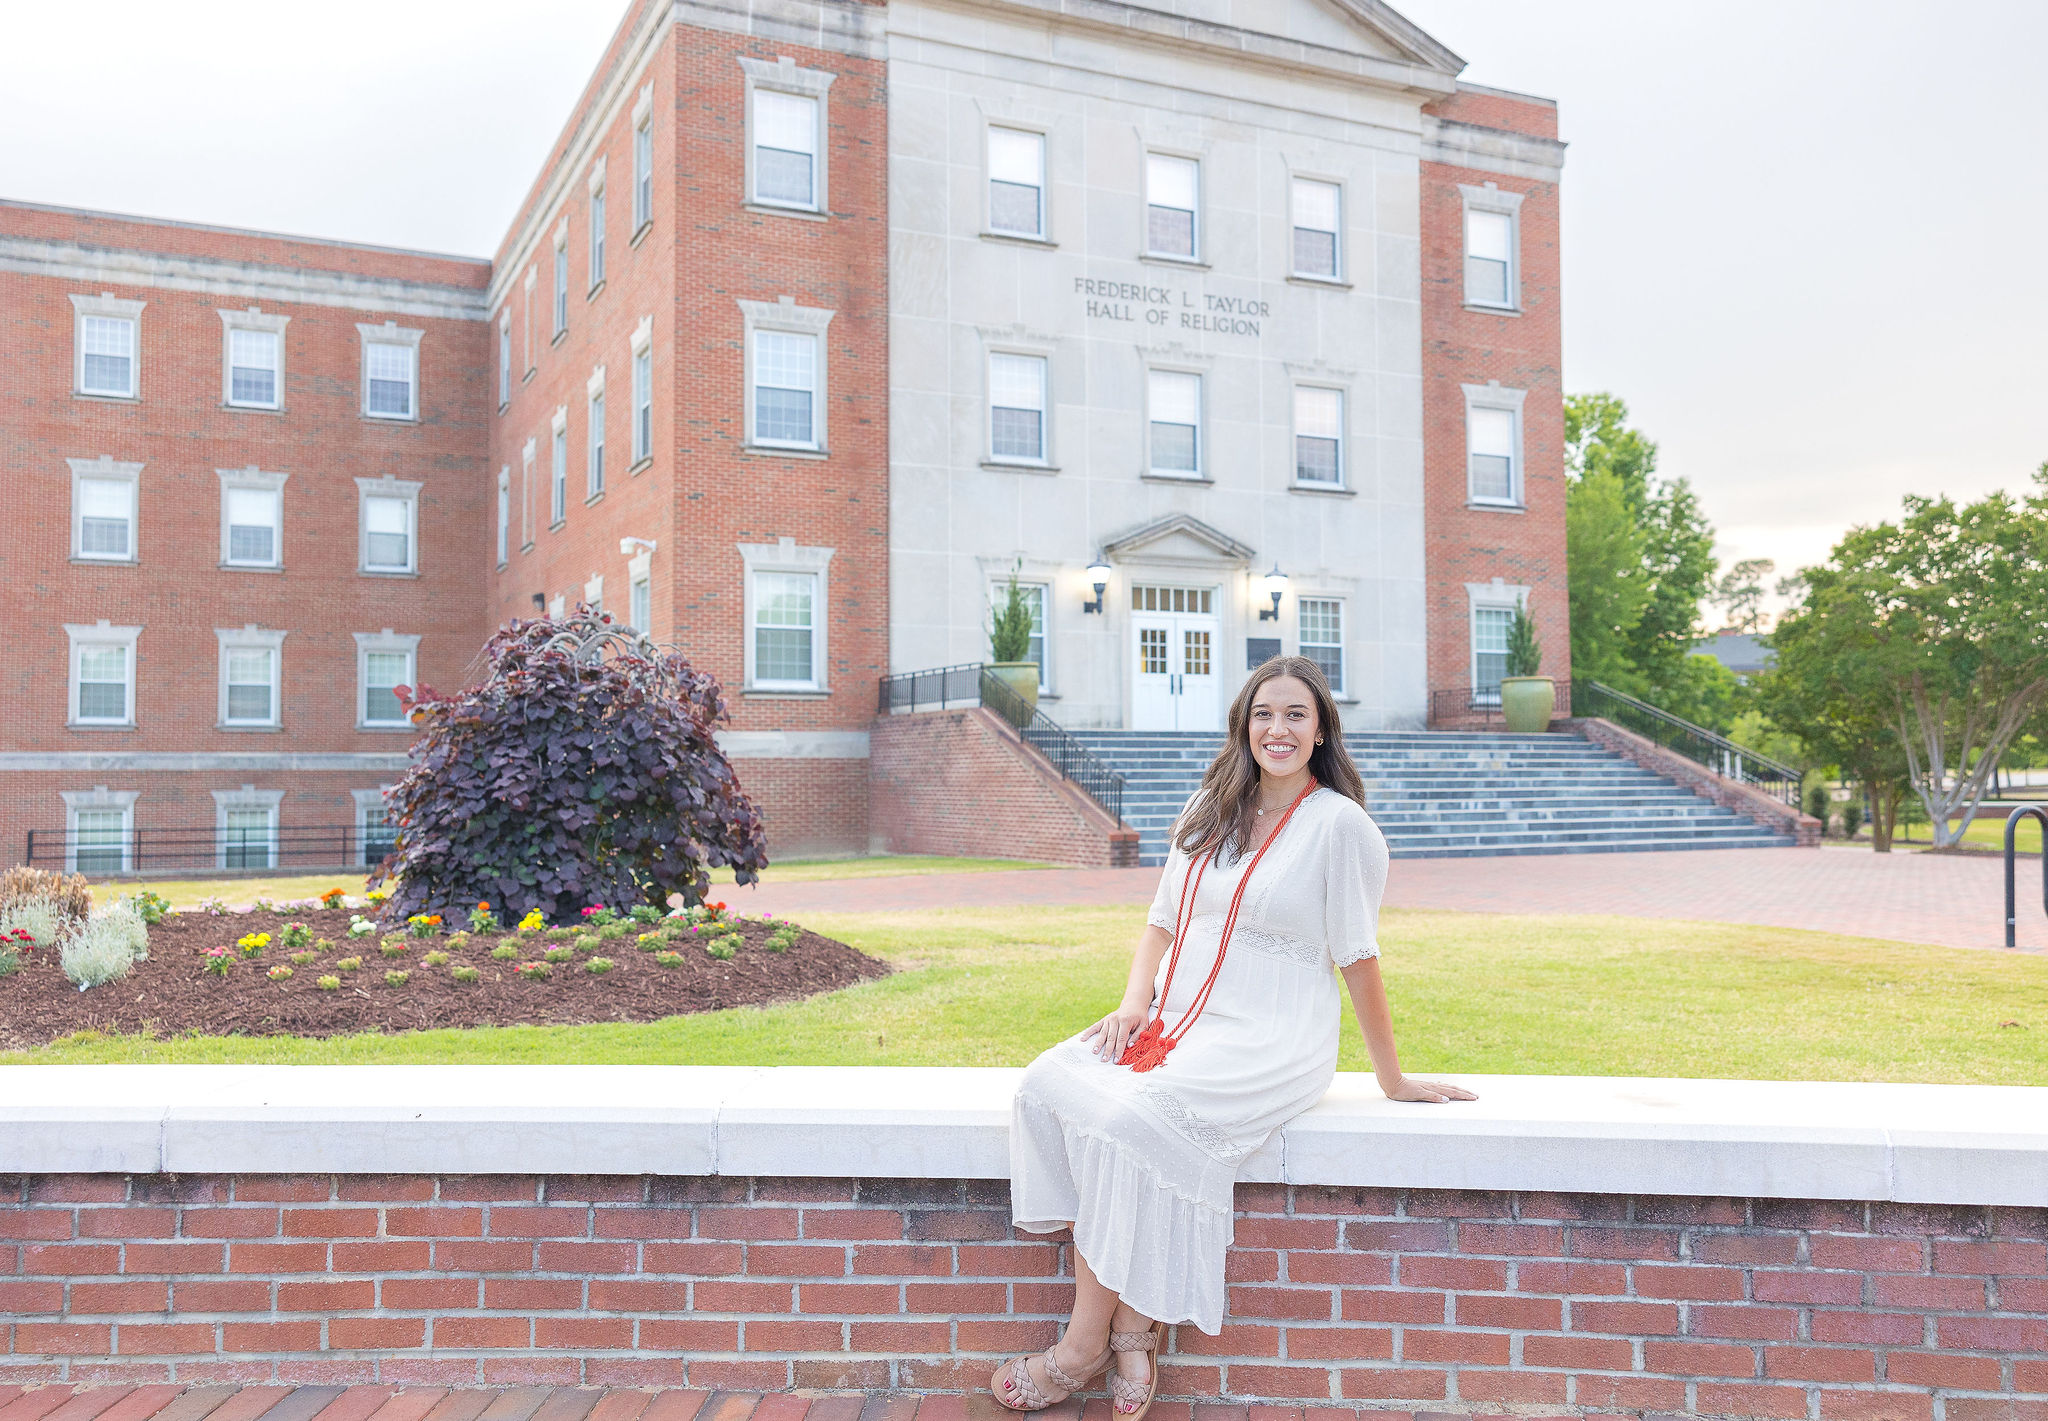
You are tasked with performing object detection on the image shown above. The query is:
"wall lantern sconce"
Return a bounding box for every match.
[1083,557,1112,614]
[1258,564,1288,621]
[530,592,546,610]
[619,536,658,557]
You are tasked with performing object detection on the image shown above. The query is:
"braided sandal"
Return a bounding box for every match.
[991,1338,1112,1412]
[1106,1319,1167,1419]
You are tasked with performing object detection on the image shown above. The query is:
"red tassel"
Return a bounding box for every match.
[1118,1018,1173,1072]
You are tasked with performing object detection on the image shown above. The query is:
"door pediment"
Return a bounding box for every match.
[1103,513,1254,567]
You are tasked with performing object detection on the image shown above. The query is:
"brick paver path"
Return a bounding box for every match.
[739,847,2047,953]
[0,1387,1395,1421]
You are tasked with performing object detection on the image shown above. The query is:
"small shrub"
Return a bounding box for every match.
[0,928,30,977]
[250,897,278,913]
[582,905,619,927]
[276,922,310,951]
[62,919,135,989]
[469,901,501,934]
[379,938,409,958]
[198,897,229,916]
[289,951,317,966]
[596,922,630,940]
[445,930,471,950]
[0,867,93,935]
[0,900,67,950]
[122,889,173,925]
[451,965,480,983]
[384,969,411,987]
[543,945,574,964]
[336,956,362,973]
[766,929,797,954]
[573,934,603,953]
[629,904,663,924]
[267,965,293,982]
[636,931,665,951]
[705,937,737,961]
[91,900,150,960]
[312,938,334,954]
[423,950,450,967]
[316,974,341,991]
[235,932,270,959]
[491,944,520,961]
[202,946,233,976]
[319,888,347,909]
[1843,799,1865,839]
[585,956,614,975]
[655,950,684,968]
[406,913,443,938]
[515,960,552,980]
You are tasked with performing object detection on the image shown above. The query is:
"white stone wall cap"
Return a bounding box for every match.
[2,1067,2044,1205]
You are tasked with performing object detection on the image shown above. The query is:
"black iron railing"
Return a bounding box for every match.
[1572,680,1802,807]
[878,663,1126,825]
[24,825,393,876]
[1429,680,1575,727]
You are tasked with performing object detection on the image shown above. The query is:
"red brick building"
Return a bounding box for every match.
[0,0,1564,872]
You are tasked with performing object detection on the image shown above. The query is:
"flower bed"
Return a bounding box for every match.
[0,904,887,1048]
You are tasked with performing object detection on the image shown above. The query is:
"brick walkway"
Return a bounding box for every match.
[0,1387,1414,1421]
[737,846,2048,953]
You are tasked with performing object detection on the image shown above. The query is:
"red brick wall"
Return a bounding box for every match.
[1418,92,1569,698]
[728,759,869,862]
[1571,719,1823,847]
[870,710,1138,868]
[3,1174,2041,1414]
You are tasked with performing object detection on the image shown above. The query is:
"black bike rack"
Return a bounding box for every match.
[2005,805,2048,948]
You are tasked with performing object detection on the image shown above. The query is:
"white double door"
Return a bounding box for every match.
[1132,608,1221,732]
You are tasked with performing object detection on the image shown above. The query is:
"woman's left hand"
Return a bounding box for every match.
[1381,1076,1477,1104]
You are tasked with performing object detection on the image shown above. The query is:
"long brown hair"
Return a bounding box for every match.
[1174,655,1366,859]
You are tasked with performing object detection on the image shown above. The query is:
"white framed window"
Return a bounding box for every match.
[1145,153,1200,260]
[353,787,398,867]
[1298,598,1344,695]
[740,298,835,453]
[498,316,511,409]
[988,579,1049,684]
[1290,177,1341,280]
[741,58,834,214]
[521,438,536,549]
[632,84,655,234]
[631,317,654,464]
[550,410,568,524]
[522,268,537,376]
[739,538,833,691]
[219,308,288,409]
[217,468,287,568]
[1472,603,1516,701]
[68,456,141,563]
[71,293,143,399]
[1147,369,1202,477]
[587,367,606,498]
[355,630,420,729]
[630,573,651,633]
[588,159,607,290]
[357,477,421,574]
[553,223,570,337]
[989,352,1049,464]
[212,788,282,871]
[584,572,605,619]
[496,467,510,567]
[65,621,141,728]
[216,625,286,729]
[988,127,1046,239]
[1461,183,1525,311]
[1293,386,1344,487]
[61,790,136,876]
[1463,383,1528,507]
[357,322,421,420]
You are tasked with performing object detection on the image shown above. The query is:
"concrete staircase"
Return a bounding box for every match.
[1066,729,1797,865]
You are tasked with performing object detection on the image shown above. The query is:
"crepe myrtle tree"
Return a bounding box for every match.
[379,609,767,924]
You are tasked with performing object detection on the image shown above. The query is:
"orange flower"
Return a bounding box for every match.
[477,901,490,910]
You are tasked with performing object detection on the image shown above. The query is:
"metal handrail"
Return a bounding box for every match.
[1571,680,1803,807]
[2006,805,2047,948]
[877,663,1126,825]
[24,824,392,875]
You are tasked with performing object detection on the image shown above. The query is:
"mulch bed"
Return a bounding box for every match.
[0,907,891,1049]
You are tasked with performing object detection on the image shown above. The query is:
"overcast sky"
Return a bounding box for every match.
[4,0,2042,602]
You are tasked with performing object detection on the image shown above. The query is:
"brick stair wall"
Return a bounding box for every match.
[2,1174,2043,1415]
[1570,719,1823,848]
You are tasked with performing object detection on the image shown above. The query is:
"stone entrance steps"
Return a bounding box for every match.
[1067,729,1795,865]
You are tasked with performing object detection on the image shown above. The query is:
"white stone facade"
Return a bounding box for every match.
[887,0,1464,731]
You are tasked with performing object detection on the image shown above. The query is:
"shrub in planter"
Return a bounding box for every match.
[62,919,136,989]
[451,965,481,983]
[491,944,521,960]
[317,975,341,991]
[380,610,768,927]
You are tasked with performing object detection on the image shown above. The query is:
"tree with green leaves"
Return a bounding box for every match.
[1504,603,1543,677]
[1713,557,1776,634]
[990,568,1035,665]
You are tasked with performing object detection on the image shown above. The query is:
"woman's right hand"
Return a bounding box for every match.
[1079,1000,1152,1062]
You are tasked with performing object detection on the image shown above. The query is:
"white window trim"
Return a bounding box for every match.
[520,438,537,550]
[352,786,397,867]
[498,315,512,410]
[354,630,421,730]
[588,155,608,292]
[61,788,137,876]
[357,321,423,422]
[1466,581,1533,699]
[985,346,1055,468]
[550,406,569,526]
[587,365,607,499]
[1144,364,1207,480]
[356,475,422,576]
[68,455,142,564]
[739,297,835,454]
[211,787,283,872]
[496,466,511,568]
[65,621,141,729]
[1142,149,1204,264]
[217,306,289,410]
[1295,594,1347,696]
[584,572,605,615]
[217,466,288,570]
[630,315,655,466]
[522,267,538,377]
[1287,171,1346,284]
[215,624,287,729]
[70,292,144,400]
[627,545,654,633]
[986,576,1053,693]
[984,123,1051,243]
[631,84,655,238]
[1461,381,1529,508]
[1290,382,1347,490]
[552,220,570,338]
[739,537,833,692]
[1459,182,1526,313]
[739,56,835,216]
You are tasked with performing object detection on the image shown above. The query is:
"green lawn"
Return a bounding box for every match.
[92,855,1053,910]
[10,907,2045,1085]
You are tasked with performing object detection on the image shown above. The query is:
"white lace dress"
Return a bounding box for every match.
[1009,786,1388,1335]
